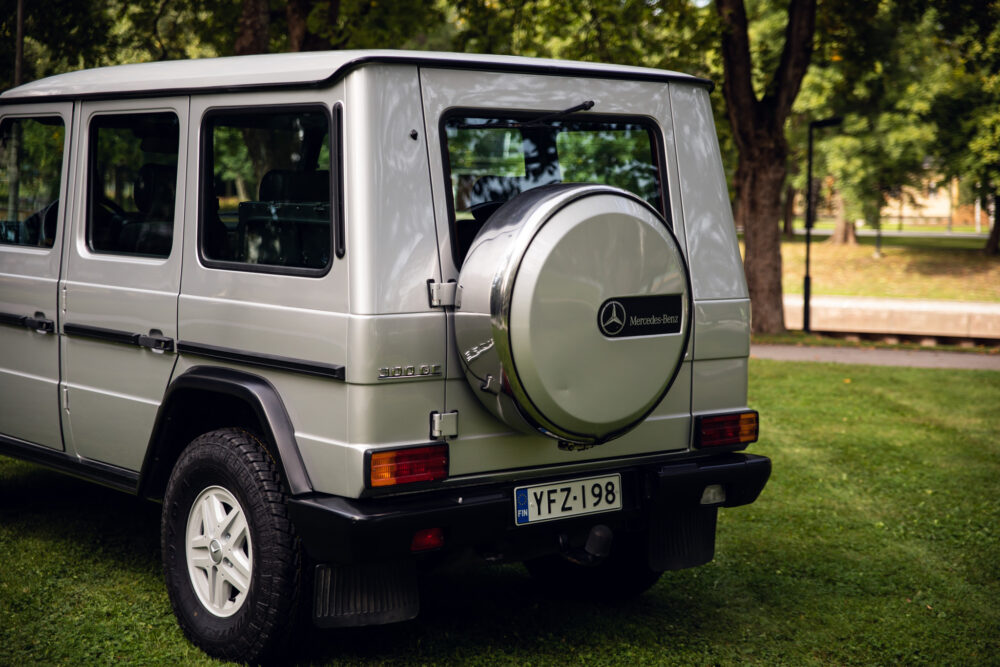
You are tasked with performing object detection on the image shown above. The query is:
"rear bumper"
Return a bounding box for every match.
[287,452,771,565]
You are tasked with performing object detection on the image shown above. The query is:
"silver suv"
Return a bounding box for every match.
[0,50,769,662]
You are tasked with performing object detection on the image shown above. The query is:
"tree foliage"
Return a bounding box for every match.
[4,0,997,272]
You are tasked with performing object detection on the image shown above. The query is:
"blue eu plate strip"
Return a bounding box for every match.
[515,487,530,525]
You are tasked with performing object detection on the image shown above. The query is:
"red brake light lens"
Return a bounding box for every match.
[369,444,448,487]
[696,411,759,448]
[410,527,445,552]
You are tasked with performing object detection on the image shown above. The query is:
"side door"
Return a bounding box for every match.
[60,99,187,471]
[0,103,72,450]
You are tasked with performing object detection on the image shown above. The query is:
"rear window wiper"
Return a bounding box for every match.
[456,101,595,130]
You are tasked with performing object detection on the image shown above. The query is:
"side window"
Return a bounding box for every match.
[0,116,65,249]
[201,108,332,273]
[88,113,178,258]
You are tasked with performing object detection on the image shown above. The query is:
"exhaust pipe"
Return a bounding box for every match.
[559,524,613,566]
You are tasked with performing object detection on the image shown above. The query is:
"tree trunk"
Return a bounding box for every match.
[736,148,788,333]
[716,0,817,334]
[827,188,856,244]
[234,0,270,56]
[987,190,1000,256]
[782,184,796,237]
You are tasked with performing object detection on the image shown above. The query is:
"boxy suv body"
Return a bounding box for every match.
[0,51,769,661]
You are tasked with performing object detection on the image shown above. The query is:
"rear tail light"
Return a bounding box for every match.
[696,411,758,448]
[368,444,448,487]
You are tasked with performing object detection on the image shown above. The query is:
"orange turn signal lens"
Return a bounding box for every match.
[369,444,448,487]
[696,411,759,448]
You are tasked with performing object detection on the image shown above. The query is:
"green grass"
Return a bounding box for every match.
[777,235,1000,302]
[2,360,999,665]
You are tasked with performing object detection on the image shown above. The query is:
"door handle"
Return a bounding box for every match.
[24,312,55,334]
[0,311,54,334]
[137,331,175,353]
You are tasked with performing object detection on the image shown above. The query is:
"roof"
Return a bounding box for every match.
[1,50,710,102]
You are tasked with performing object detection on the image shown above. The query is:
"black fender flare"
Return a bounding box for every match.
[138,366,313,499]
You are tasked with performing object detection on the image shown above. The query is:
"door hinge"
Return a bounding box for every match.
[430,410,458,439]
[427,280,458,308]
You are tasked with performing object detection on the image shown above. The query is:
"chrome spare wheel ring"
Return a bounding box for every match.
[185,485,253,618]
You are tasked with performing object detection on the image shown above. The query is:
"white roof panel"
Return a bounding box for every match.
[1,50,707,101]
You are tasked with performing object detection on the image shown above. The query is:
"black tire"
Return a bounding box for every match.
[161,428,301,663]
[524,531,662,601]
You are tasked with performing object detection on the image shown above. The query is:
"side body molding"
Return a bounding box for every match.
[138,366,313,499]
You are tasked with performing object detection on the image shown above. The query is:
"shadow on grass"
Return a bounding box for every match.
[294,563,726,665]
[901,251,999,280]
[0,463,162,576]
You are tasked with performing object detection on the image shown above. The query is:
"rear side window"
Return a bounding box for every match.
[88,113,179,258]
[443,112,665,265]
[0,116,65,249]
[201,108,332,274]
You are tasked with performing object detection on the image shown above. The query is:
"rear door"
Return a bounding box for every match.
[59,99,187,470]
[419,68,694,474]
[0,103,72,450]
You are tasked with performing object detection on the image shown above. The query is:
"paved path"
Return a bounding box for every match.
[751,344,1000,371]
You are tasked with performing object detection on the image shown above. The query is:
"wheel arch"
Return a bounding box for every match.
[138,366,313,500]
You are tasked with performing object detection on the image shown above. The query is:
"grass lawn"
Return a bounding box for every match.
[794,216,984,235]
[778,235,1000,302]
[2,360,999,665]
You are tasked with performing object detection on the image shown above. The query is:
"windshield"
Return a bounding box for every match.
[443,113,665,264]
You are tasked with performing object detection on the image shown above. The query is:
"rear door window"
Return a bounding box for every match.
[88,113,179,258]
[443,113,665,264]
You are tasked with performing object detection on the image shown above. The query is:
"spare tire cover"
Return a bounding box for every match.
[454,184,692,445]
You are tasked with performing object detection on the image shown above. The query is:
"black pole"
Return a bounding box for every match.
[14,0,23,87]
[804,124,814,332]
[803,116,843,334]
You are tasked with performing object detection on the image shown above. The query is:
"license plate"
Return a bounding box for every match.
[514,474,622,525]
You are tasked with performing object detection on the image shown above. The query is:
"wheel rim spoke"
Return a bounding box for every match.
[223,508,248,543]
[208,493,228,532]
[189,553,214,571]
[189,533,211,550]
[212,566,227,606]
[232,542,251,574]
[223,559,250,593]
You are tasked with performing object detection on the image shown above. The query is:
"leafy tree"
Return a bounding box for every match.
[0,0,118,90]
[228,0,445,55]
[929,0,1000,254]
[809,3,939,249]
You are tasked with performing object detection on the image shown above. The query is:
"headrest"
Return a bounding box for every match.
[259,170,330,203]
[134,163,177,217]
[470,175,525,206]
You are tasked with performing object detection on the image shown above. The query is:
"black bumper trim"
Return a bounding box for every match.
[287,453,771,564]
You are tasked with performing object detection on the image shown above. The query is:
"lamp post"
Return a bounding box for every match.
[804,116,843,333]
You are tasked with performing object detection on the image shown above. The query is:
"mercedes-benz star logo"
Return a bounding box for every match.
[599,300,626,336]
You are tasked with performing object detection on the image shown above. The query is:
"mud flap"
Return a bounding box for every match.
[647,506,718,571]
[312,560,419,627]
